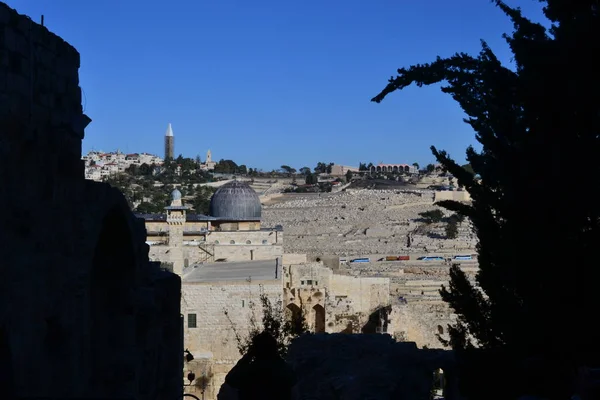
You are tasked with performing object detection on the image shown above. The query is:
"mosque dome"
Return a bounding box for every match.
[171,189,182,201]
[209,181,261,221]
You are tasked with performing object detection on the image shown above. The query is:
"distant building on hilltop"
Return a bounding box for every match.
[82,150,163,181]
[370,163,418,174]
[329,164,359,177]
[200,149,217,171]
[165,122,174,160]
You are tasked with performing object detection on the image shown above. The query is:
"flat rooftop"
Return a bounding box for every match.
[182,259,280,283]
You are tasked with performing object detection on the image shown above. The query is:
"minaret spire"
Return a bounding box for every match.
[164,123,174,160]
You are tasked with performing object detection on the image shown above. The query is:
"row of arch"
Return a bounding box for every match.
[371,165,414,173]
[286,303,325,333]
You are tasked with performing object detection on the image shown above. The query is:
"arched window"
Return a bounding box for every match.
[230,240,235,244]
[246,240,251,244]
[437,325,444,335]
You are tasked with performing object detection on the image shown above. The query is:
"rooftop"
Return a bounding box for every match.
[182,259,280,282]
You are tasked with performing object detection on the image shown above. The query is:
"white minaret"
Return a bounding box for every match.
[164,123,174,160]
[206,149,212,163]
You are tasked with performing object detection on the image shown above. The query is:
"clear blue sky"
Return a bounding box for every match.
[15,0,546,171]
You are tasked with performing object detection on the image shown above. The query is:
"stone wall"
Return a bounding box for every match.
[282,253,308,265]
[209,229,283,245]
[0,3,182,399]
[213,243,283,262]
[182,280,281,399]
[434,190,471,202]
[283,263,391,333]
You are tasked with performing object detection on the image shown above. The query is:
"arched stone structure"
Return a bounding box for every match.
[313,304,325,333]
[370,163,417,174]
[286,303,302,324]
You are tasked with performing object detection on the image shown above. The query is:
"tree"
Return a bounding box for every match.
[225,286,309,358]
[280,165,295,175]
[314,162,328,174]
[461,163,475,175]
[345,169,353,182]
[299,167,311,176]
[326,163,334,174]
[445,219,459,239]
[192,186,216,215]
[425,163,435,173]
[305,172,318,185]
[418,209,444,224]
[412,162,420,170]
[373,1,600,398]
[358,162,368,171]
[139,163,152,176]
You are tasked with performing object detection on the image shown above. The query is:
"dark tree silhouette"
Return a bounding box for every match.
[373,1,600,399]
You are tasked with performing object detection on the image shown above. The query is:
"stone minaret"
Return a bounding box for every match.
[206,149,212,163]
[164,123,174,160]
[166,189,187,275]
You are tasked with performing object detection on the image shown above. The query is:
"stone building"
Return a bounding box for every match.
[282,262,391,334]
[181,259,282,399]
[138,181,284,274]
[0,3,182,399]
[201,149,217,171]
[180,257,391,399]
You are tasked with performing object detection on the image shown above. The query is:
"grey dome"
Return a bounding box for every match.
[171,189,182,200]
[209,181,261,221]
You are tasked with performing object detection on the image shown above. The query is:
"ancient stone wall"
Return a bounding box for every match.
[283,263,391,333]
[213,243,283,262]
[182,279,281,399]
[209,229,283,245]
[0,3,181,399]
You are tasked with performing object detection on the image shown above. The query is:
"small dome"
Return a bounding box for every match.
[171,189,182,201]
[209,181,261,221]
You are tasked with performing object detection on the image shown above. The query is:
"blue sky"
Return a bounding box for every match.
[15,0,547,171]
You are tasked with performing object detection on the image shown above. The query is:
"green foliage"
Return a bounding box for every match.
[373,1,600,398]
[305,172,318,185]
[418,209,444,223]
[214,159,247,174]
[299,167,311,175]
[225,286,309,358]
[412,162,420,170]
[449,213,465,224]
[314,162,334,174]
[192,186,217,215]
[358,162,368,171]
[280,165,296,175]
[445,219,459,239]
[425,163,435,173]
[345,169,353,182]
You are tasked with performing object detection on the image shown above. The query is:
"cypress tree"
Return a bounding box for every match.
[373,1,600,398]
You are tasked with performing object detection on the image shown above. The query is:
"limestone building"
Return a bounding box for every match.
[180,253,391,399]
[165,122,174,159]
[201,149,217,171]
[0,4,182,399]
[137,181,284,274]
